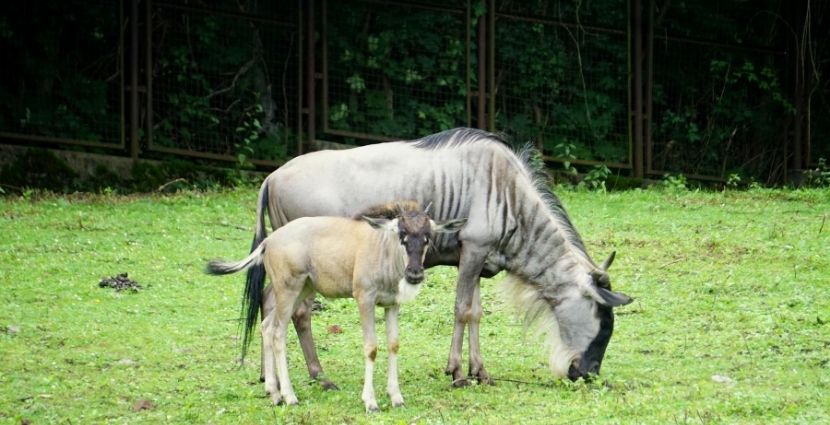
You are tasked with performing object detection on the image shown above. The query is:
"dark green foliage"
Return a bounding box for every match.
[0,149,79,193]
[0,1,121,144]
[149,5,297,161]
[0,149,259,195]
[1,0,827,188]
[326,2,470,141]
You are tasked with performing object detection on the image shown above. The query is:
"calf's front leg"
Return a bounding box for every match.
[385,305,404,407]
[357,296,379,412]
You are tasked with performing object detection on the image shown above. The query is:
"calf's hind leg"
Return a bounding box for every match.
[261,290,335,389]
[261,309,281,404]
[270,283,302,405]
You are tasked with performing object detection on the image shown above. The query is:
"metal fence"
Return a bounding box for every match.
[0,0,125,150]
[0,0,825,182]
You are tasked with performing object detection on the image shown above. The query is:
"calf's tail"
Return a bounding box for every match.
[205,242,266,276]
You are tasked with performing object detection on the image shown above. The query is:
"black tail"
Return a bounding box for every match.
[240,179,271,360]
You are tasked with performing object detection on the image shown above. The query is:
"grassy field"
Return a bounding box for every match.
[1,187,828,424]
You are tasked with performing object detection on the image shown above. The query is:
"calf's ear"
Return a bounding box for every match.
[433,218,467,233]
[362,216,397,231]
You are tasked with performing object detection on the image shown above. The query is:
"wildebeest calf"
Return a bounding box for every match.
[206,201,465,411]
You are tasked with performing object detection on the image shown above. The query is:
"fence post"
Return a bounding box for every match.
[303,0,316,154]
[477,12,486,129]
[632,0,644,178]
[645,0,654,176]
[129,0,140,161]
[487,0,496,131]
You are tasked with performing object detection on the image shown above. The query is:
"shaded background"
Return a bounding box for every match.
[1,0,827,184]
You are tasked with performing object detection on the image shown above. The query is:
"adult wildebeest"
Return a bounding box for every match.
[208,201,466,410]
[244,128,632,386]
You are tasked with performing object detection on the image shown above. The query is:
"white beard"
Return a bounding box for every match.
[395,278,423,304]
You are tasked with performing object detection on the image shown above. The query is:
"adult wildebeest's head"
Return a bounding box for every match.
[362,202,466,285]
[503,251,632,381]
[555,252,631,381]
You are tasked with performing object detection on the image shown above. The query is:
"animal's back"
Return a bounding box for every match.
[268,129,524,229]
[263,216,372,298]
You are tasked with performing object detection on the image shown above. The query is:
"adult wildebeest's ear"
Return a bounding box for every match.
[432,218,467,233]
[362,216,397,231]
[591,286,633,307]
[590,270,612,288]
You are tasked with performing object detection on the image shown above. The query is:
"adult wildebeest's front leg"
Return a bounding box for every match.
[357,295,380,412]
[446,244,491,387]
[467,282,492,384]
[384,305,404,407]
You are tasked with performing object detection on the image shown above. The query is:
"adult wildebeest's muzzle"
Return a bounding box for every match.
[567,358,601,382]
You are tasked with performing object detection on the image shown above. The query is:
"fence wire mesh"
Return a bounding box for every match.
[650,41,787,180]
[650,0,791,181]
[148,1,300,163]
[494,11,630,165]
[322,0,472,143]
[1,0,825,183]
[0,0,123,147]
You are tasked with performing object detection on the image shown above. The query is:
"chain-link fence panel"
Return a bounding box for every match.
[650,41,788,180]
[322,0,472,143]
[0,0,123,148]
[494,0,630,166]
[148,1,300,164]
[650,0,792,181]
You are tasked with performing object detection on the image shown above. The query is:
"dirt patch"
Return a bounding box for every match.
[99,273,143,292]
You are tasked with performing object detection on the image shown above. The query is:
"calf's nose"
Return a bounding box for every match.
[405,267,424,284]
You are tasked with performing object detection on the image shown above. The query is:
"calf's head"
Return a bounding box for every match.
[363,209,466,285]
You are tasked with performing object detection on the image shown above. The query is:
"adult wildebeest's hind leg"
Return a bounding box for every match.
[292,295,338,390]
[445,244,491,387]
[357,296,380,412]
[385,305,404,407]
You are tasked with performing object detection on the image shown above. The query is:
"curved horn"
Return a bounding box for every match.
[600,251,616,271]
[423,201,433,216]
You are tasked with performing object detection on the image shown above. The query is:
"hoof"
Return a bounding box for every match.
[365,403,379,413]
[282,394,299,406]
[451,377,469,388]
[390,395,405,407]
[270,393,283,405]
[320,379,339,391]
[475,371,494,386]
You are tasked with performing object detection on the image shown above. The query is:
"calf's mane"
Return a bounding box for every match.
[354,200,421,220]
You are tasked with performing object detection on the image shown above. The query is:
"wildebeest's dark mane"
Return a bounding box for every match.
[409,127,509,150]
[410,127,591,263]
[354,200,421,220]
[515,144,591,262]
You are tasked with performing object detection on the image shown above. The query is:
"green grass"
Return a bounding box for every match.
[1,187,828,424]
